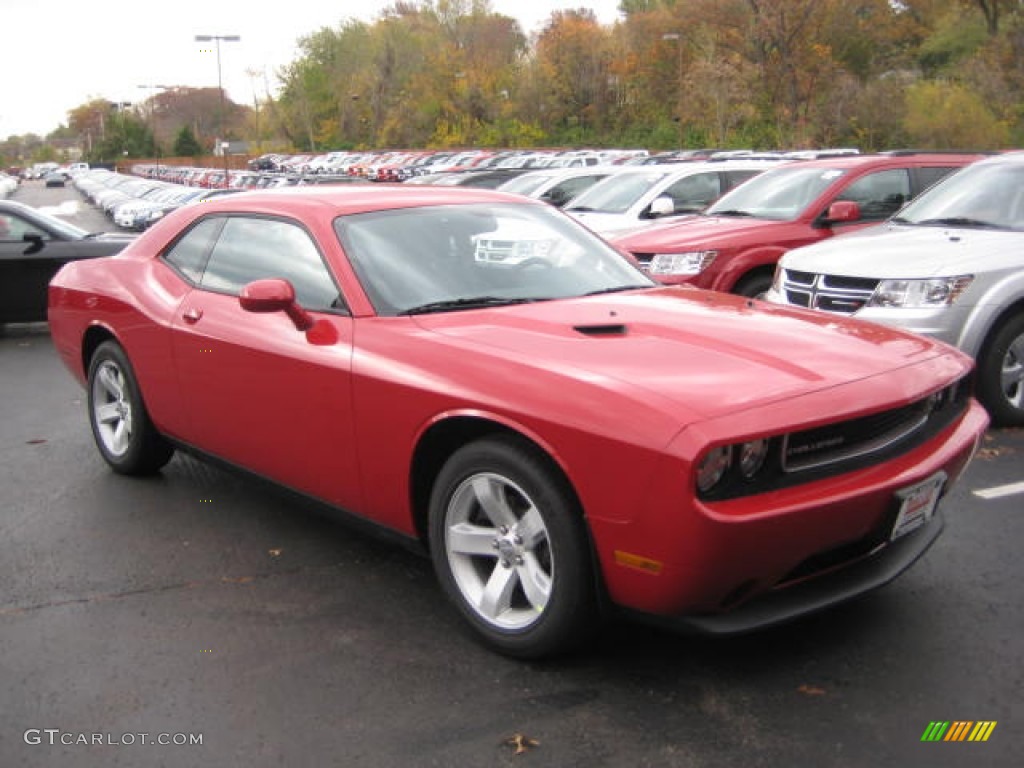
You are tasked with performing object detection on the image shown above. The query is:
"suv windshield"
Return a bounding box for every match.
[565,170,668,214]
[706,166,847,221]
[893,162,1024,231]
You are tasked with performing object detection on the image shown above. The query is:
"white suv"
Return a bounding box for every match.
[766,153,1024,425]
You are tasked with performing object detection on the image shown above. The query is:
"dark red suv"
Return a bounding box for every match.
[610,152,985,296]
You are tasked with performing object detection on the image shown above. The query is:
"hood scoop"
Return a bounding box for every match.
[573,323,628,337]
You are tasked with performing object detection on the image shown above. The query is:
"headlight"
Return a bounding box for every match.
[696,445,732,493]
[867,276,973,308]
[696,438,776,496]
[648,250,717,276]
[737,439,769,478]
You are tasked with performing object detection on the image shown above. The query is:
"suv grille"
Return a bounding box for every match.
[781,269,880,314]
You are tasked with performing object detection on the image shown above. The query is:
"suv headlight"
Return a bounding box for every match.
[648,250,717,276]
[867,276,973,308]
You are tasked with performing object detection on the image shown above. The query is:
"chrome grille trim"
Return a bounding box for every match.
[780,269,880,314]
[781,387,957,473]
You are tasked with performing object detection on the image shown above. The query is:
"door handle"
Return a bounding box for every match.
[182,307,203,324]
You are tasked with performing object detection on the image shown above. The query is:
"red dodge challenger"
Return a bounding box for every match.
[48,185,988,658]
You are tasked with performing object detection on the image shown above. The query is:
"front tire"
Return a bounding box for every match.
[977,314,1024,427]
[428,435,599,658]
[87,340,174,474]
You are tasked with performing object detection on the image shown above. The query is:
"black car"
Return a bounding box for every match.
[0,200,134,324]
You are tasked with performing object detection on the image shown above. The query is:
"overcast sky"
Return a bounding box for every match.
[2,1,623,138]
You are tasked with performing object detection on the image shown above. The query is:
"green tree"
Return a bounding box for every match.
[173,125,204,157]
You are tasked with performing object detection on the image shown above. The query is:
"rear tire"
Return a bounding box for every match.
[977,314,1024,427]
[428,435,600,658]
[87,340,174,474]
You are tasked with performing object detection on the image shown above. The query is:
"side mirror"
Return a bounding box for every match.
[647,196,675,218]
[239,278,313,331]
[23,232,45,255]
[825,200,861,224]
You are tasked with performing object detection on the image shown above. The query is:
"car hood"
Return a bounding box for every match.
[611,215,793,250]
[413,287,943,422]
[782,223,1024,277]
[568,210,640,235]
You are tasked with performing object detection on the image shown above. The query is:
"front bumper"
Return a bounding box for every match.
[655,510,943,635]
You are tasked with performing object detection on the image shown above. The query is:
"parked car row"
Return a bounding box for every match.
[73,169,241,231]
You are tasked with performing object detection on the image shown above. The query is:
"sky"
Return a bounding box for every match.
[2,0,623,139]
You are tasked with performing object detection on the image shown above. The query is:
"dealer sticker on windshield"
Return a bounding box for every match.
[891,472,947,541]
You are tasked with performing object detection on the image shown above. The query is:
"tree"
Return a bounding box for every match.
[173,125,204,157]
[903,79,1010,146]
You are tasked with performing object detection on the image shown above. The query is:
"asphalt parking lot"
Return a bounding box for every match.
[2,181,1022,767]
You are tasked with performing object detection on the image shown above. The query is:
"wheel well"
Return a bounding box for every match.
[732,265,775,295]
[977,299,1024,357]
[81,326,116,374]
[409,417,579,546]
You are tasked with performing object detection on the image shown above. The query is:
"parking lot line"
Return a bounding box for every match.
[973,481,1024,500]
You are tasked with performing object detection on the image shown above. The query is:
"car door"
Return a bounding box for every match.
[166,214,362,510]
[0,210,87,323]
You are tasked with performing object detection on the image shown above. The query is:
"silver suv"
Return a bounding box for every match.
[766,153,1024,425]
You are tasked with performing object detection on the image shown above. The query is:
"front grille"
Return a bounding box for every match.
[780,269,880,315]
[782,378,970,475]
[784,398,933,472]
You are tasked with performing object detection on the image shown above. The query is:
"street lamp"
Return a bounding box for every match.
[137,84,172,177]
[194,34,240,188]
[662,33,684,149]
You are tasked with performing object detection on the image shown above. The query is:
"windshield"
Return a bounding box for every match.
[3,201,90,239]
[497,174,551,196]
[706,166,847,220]
[335,202,653,316]
[893,161,1024,231]
[565,170,668,214]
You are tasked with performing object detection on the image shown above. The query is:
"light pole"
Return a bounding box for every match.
[137,84,171,177]
[194,34,240,188]
[662,33,684,149]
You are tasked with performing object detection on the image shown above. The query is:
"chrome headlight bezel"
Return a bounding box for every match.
[866,276,974,308]
[648,250,717,276]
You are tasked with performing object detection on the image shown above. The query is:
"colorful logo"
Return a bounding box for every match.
[921,721,997,742]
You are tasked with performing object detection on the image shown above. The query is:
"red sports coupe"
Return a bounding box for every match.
[48,186,988,658]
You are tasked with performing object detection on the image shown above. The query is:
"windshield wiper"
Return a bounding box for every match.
[915,217,999,228]
[399,296,534,315]
[710,209,754,217]
[582,285,651,297]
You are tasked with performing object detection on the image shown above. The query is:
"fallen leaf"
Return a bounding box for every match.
[503,733,540,755]
[268,549,282,557]
[797,684,827,696]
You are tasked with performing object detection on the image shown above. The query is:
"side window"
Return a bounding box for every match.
[836,169,911,221]
[162,217,224,283]
[200,217,342,311]
[723,169,761,192]
[915,166,958,193]
[0,212,46,241]
[663,173,722,213]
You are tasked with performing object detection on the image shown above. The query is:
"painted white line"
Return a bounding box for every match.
[973,481,1024,500]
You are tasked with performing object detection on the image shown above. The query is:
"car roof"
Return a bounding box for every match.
[764,151,987,171]
[171,184,541,220]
